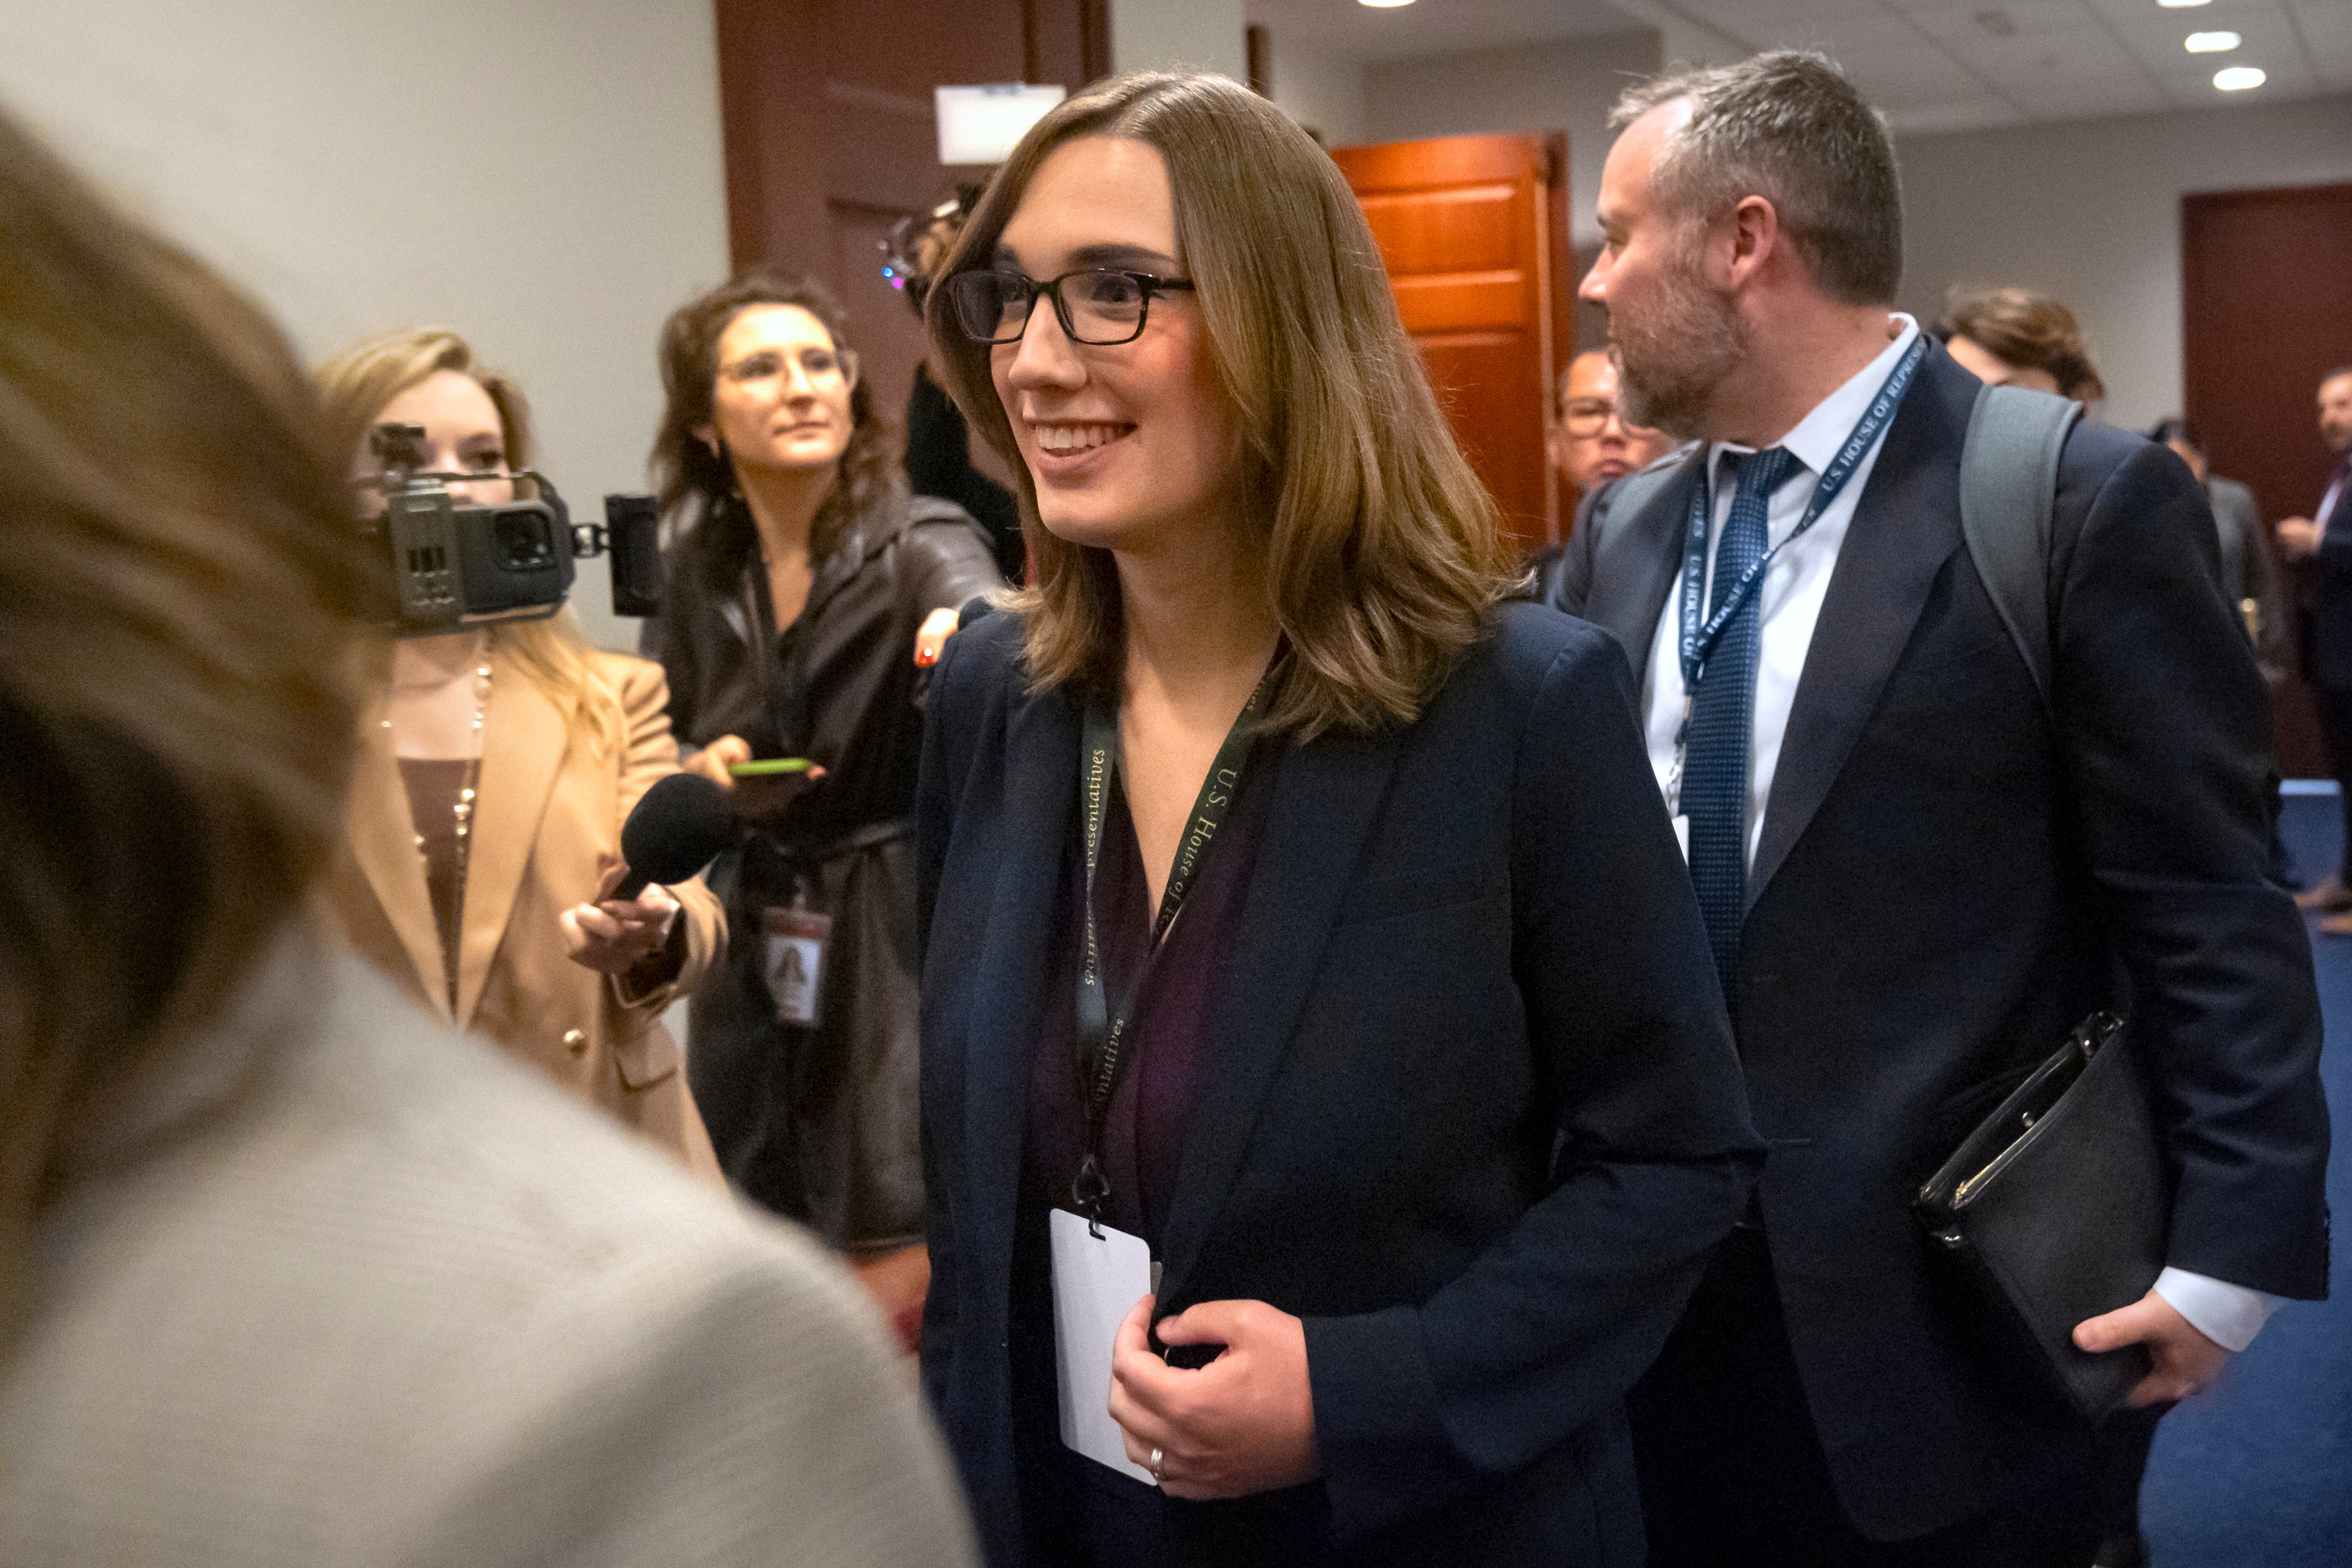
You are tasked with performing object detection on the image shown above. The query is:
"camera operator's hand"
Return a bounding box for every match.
[684,734,752,788]
[562,858,682,978]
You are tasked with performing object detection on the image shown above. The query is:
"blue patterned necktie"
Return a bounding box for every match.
[1685,446,1802,993]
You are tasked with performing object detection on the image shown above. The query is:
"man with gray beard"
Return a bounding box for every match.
[1545,50,2329,1566]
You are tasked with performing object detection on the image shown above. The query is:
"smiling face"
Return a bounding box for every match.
[358,368,514,513]
[699,303,857,478]
[987,136,1243,555]
[1579,103,1748,439]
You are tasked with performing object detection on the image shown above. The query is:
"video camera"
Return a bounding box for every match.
[360,422,664,636]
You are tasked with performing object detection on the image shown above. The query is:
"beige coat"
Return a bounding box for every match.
[0,922,977,1567]
[319,646,724,1172]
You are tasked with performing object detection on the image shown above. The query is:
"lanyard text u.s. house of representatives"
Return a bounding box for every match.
[1662,334,1928,832]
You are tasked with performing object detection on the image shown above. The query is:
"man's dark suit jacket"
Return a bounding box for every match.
[914,605,1762,1565]
[1544,343,2331,1540]
[2297,459,2352,687]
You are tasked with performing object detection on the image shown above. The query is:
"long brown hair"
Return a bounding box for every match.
[0,105,376,1335]
[650,270,900,593]
[928,73,1518,739]
[314,328,622,754]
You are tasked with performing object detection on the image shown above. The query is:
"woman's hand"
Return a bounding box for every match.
[915,607,960,667]
[683,733,753,787]
[1108,1294,1320,1500]
[850,1242,932,1355]
[560,858,682,976]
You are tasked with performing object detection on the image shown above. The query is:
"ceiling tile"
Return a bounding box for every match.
[2153,47,2322,104]
[1675,0,1890,49]
[2075,0,2284,30]
[2105,6,2308,74]
[2288,0,2352,89]
[1904,0,2110,47]
[1929,17,2159,88]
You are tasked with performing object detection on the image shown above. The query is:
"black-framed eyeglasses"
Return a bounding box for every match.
[1560,396,1661,438]
[944,267,1196,346]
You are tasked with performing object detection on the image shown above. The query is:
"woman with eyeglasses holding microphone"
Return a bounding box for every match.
[915,72,1759,1567]
[642,274,1001,1346]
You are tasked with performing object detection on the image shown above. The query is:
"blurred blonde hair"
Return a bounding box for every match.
[927,72,1517,740]
[0,105,377,1337]
[315,328,622,754]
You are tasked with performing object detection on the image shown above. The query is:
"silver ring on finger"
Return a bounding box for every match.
[1148,1446,1165,1486]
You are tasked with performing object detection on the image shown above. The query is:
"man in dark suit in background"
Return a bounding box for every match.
[1553,50,2331,1566]
[2273,367,2352,920]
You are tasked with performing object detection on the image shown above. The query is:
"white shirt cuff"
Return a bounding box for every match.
[2153,1266,2286,1353]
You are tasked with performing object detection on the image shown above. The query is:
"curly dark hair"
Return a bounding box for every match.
[650,270,900,592]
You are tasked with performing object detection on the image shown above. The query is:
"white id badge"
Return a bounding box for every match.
[1048,1208,1157,1483]
[1672,814,1691,862]
[760,906,830,1025]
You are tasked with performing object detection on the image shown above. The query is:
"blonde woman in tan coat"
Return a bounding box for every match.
[314,330,726,1173]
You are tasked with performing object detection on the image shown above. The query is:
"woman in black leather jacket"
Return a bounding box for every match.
[642,271,1001,1344]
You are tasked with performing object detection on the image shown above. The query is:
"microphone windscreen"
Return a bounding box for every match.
[617,772,734,894]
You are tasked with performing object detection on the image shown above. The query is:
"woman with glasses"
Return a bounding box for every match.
[315,329,726,1175]
[916,73,1758,1566]
[642,272,1001,1347]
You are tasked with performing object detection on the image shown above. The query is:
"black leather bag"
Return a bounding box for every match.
[1914,1012,2165,1424]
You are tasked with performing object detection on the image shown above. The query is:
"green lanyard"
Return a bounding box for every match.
[1070,671,1274,1229]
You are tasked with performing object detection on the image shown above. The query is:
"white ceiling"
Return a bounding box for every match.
[1246,0,1648,61]
[1247,0,2352,129]
[1679,0,2352,131]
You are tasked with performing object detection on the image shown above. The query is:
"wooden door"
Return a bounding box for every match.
[716,0,1109,428]
[1330,132,1573,550]
[2183,183,2352,776]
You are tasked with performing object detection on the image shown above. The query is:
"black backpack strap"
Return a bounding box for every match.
[1959,383,2082,712]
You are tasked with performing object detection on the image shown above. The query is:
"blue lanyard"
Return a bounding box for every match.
[1676,333,1927,694]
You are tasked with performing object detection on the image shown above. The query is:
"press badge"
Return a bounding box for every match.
[759,905,830,1025]
[1048,1208,1159,1482]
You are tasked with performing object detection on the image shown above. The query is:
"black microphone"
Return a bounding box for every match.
[612,772,733,901]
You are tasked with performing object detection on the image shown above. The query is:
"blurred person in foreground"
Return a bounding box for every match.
[641,271,1001,1347]
[1938,284,2107,413]
[917,70,1757,1566]
[313,328,725,1173]
[1562,51,2328,1565]
[2273,367,2352,915]
[0,104,973,1567]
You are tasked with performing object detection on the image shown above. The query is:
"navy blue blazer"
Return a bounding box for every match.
[915,602,1762,1566]
[1546,343,2332,1539]
[2301,460,2352,687]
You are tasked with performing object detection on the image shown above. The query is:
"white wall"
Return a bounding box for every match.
[1111,0,1249,82]
[0,0,731,653]
[1360,32,1663,247]
[1267,36,1370,148]
[1897,92,2352,431]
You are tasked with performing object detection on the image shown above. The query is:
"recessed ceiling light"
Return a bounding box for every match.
[1359,0,1415,8]
[2185,30,2241,51]
[2158,0,2211,8]
[2214,65,2266,89]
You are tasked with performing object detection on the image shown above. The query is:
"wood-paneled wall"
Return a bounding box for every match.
[715,0,1108,427]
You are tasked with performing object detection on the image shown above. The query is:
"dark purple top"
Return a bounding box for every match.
[1019,751,1279,1251]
